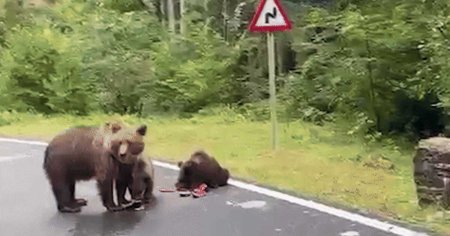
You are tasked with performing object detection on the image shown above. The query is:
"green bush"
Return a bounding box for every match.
[0,22,94,114]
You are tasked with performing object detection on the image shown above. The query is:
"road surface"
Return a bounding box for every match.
[0,138,431,236]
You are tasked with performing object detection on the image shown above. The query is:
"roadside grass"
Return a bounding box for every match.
[0,111,447,234]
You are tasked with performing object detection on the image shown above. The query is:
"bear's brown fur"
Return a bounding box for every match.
[43,121,147,213]
[175,150,229,191]
[116,156,155,208]
[92,120,126,148]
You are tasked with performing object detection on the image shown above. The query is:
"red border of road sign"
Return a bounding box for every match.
[248,0,292,32]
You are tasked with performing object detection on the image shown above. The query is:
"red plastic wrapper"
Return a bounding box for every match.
[159,188,176,192]
[192,183,207,198]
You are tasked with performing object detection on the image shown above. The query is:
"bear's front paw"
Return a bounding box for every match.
[119,199,132,206]
[58,205,81,213]
[74,198,87,206]
[106,205,125,212]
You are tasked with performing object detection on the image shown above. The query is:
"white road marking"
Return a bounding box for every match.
[0,155,28,162]
[340,231,360,236]
[236,200,267,209]
[0,138,429,236]
[0,137,47,146]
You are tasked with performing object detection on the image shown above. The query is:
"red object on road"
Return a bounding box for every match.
[159,188,176,192]
[158,184,208,198]
[192,183,208,198]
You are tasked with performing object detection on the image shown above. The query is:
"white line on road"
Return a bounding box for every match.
[0,137,429,236]
[0,155,28,162]
[0,137,48,146]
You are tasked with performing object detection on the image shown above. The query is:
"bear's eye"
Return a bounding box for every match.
[128,142,144,155]
[118,140,130,146]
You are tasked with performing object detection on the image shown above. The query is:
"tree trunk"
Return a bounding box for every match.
[364,34,379,131]
[180,0,186,35]
[222,0,228,41]
[167,0,176,35]
[204,0,208,13]
[203,0,210,32]
[160,0,166,27]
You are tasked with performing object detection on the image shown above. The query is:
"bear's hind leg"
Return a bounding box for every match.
[69,180,87,207]
[52,180,81,213]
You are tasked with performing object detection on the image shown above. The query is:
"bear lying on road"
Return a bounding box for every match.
[43,121,147,213]
[117,156,155,209]
[175,150,229,191]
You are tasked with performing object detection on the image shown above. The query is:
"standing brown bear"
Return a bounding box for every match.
[175,150,230,191]
[116,156,155,209]
[43,121,147,213]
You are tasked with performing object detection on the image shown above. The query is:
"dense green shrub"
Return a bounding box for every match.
[1,0,450,139]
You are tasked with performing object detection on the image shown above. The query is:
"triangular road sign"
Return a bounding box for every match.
[248,0,292,32]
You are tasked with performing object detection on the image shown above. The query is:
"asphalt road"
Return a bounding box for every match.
[0,139,430,236]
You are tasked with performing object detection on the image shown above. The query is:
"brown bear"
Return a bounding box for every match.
[175,150,230,191]
[43,121,147,213]
[116,156,155,209]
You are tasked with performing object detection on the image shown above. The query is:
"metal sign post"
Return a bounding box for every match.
[248,0,292,150]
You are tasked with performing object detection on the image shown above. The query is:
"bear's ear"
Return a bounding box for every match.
[177,161,183,167]
[136,125,147,136]
[184,160,197,168]
[111,123,122,133]
[104,121,121,133]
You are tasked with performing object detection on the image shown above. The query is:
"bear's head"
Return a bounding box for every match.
[107,124,147,164]
[220,168,230,183]
[175,160,202,190]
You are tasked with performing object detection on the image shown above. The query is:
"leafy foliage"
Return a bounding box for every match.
[0,0,450,139]
[287,1,450,139]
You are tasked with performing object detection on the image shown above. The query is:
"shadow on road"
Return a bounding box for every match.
[47,199,158,236]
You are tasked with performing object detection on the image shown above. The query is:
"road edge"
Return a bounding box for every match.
[0,137,432,236]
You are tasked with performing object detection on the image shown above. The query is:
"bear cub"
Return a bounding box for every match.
[175,150,230,191]
[116,156,155,209]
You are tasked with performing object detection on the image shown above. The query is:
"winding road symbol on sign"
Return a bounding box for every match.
[265,7,277,24]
